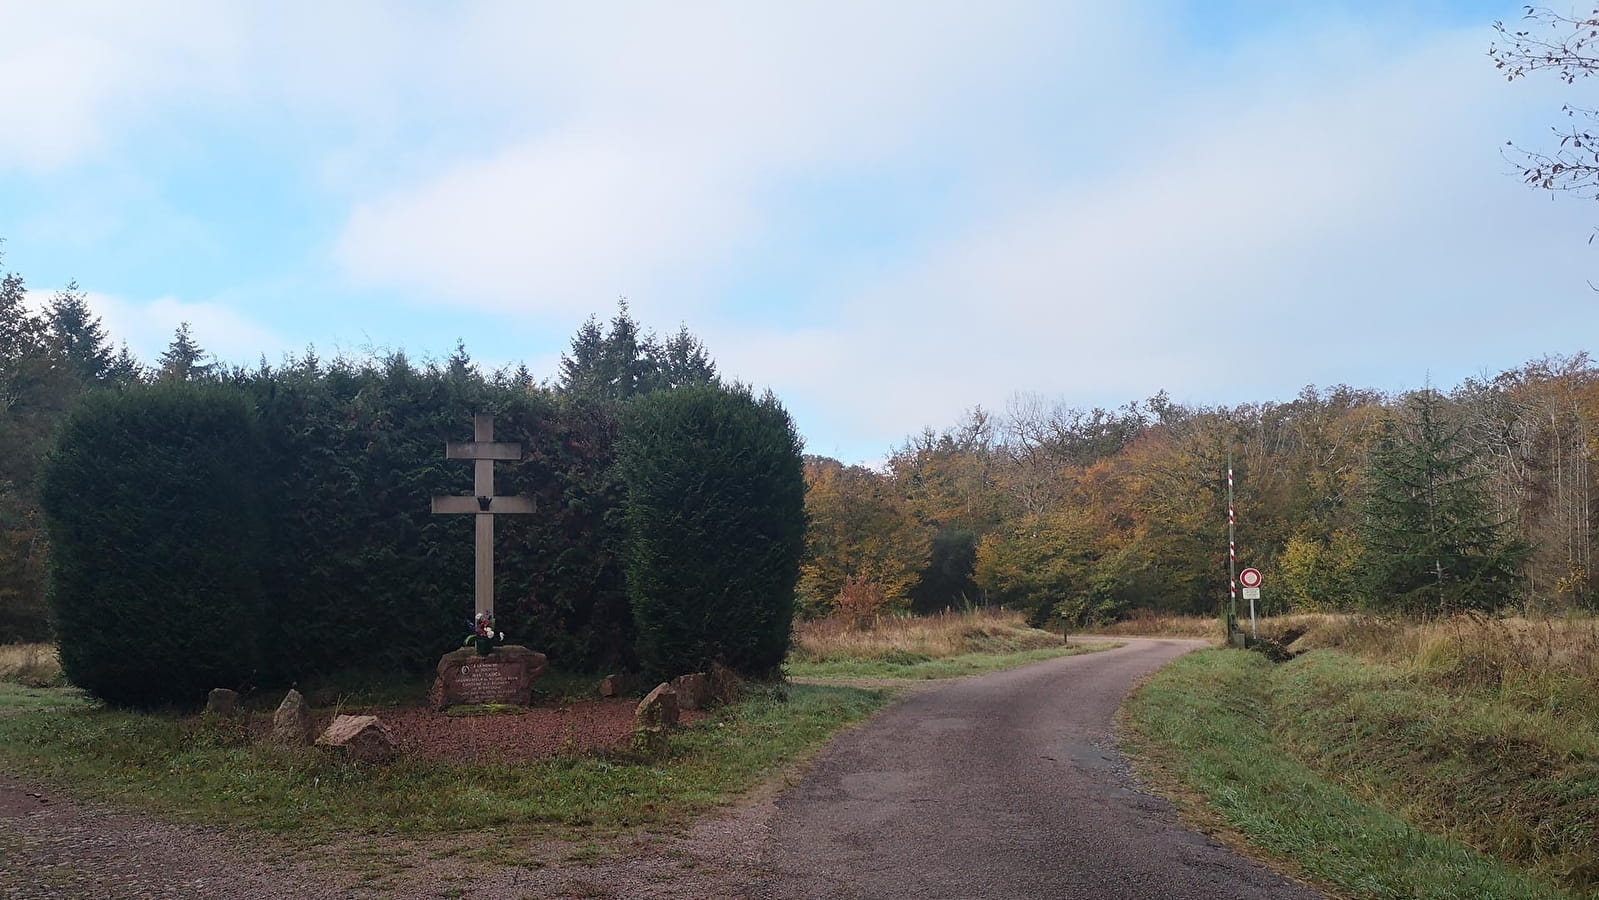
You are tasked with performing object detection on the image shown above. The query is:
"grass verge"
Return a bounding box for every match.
[1124,649,1577,900]
[790,607,1117,680]
[786,642,1115,680]
[0,682,887,839]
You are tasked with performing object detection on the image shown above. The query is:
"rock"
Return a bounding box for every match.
[632,683,679,759]
[671,672,712,711]
[270,689,314,746]
[635,683,679,728]
[316,714,399,763]
[598,674,625,698]
[708,661,745,705]
[203,688,238,717]
[431,644,548,711]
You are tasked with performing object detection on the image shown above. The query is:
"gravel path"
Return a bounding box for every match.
[0,771,769,899]
[750,637,1324,900]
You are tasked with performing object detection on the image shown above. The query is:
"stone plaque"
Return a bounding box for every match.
[432,644,548,710]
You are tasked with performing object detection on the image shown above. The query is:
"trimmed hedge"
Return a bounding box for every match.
[621,384,806,679]
[41,361,799,706]
[41,384,264,706]
[42,362,633,706]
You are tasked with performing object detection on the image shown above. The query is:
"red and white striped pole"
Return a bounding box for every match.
[1227,451,1237,635]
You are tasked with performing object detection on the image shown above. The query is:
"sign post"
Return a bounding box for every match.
[1238,567,1262,638]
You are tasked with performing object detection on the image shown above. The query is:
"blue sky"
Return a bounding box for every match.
[3,1,1596,463]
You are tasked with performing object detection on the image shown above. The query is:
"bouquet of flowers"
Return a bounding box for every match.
[465,611,504,655]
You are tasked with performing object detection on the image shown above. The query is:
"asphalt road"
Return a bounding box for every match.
[754,638,1323,900]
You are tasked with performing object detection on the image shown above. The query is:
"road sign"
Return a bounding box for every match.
[1238,567,1262,589]
[1241,587,1261,600]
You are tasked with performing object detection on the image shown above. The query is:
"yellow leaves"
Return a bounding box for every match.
[799,458,931,618]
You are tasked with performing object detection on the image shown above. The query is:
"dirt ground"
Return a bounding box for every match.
[2,696,737,899]
[251,698,705,763]
[0,769,772,899]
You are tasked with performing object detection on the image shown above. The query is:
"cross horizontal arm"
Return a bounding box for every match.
[431,495,536,515]
[446,441,522,461]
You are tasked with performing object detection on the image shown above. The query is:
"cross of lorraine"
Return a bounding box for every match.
[430,413,534,617]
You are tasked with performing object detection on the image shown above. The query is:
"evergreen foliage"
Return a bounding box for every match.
[0,261,100,642]
[1359,391,1528,614]
[559,302,718,402]
[244,354,632,677]
[621,383,806,678]
[45,283,116,384]
[41,384,264,706]
[910,528,981,613]
[156,322,212,382]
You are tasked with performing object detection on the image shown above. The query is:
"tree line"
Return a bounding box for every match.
[0,250,802,705]
[800,363,1590,627]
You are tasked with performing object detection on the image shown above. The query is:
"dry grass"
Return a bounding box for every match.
[1080,611,1222,639]
[791,608,1064,663]
[1273,613,1599,724]
[0,643,64,688]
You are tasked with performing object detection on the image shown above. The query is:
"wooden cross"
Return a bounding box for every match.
[431,414,534,617]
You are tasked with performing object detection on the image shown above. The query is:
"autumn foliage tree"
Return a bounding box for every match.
[798,457,930,618]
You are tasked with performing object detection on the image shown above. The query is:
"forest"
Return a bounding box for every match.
[802,368,1583,628]
[1,246,1591,649]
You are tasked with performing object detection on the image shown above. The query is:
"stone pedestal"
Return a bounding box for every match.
[431,644,548,710]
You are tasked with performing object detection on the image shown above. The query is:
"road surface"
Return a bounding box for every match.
[754,638,1322,900]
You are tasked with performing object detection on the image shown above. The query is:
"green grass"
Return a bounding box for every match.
[0,682,89,711]
[0,682,888,838]
[1124,649,1576,900]
[786,641,1116,680]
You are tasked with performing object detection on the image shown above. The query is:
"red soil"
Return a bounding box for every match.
[288,700,706,764]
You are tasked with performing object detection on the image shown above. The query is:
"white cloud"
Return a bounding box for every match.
[0,2,243,172]
[9,2,1598,466]
[707,24,1599,456]
[330,3,1141,316]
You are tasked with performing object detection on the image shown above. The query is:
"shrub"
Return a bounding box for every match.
[621,384,805,678]
[41,384,264,706]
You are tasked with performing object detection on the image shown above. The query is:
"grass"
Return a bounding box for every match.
[1126,647,1591,899]
[0,680,88,711]
[1080,611,1224,638]
[0,643,65,687]
[0,681,889,839]
[0,610,1105,843]
[789,607,1116,679]
[787,644,1112,680]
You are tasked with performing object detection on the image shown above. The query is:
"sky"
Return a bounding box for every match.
[3,0,1597,464]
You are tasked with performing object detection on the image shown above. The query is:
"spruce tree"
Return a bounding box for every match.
[156,322,212,381]
[1359,390,1526,614]
[45,282,114,384]
[653,325,719,390]
[559,303,716,401]
[0,264,80,641]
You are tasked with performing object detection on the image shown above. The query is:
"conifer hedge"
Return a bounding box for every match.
[41,384,264,706]
[40,354,796,705]
[620,384,806,679]
[41,362,635,706]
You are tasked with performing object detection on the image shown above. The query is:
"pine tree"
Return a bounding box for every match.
[45,282,114,384]
[0,261,80,640]
[156,322,212,381]
[558,301,717,401]
[558,315,608,397]
[105,344,143,384]
[1359,390,1527,614]
[653,324,719,390]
